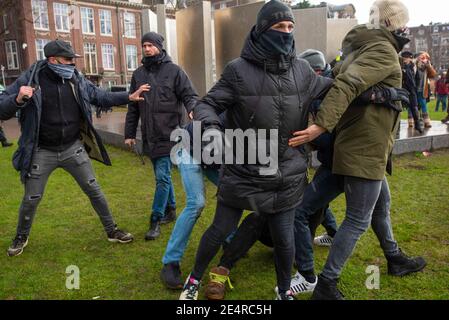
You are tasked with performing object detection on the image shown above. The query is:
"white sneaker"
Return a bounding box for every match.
[275,272,317,296]
[179,274,200,300]
[314,233,333,247]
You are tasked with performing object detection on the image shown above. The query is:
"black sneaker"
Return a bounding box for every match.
[386,249,427,277]
[7,235,29,257]
[107,226,134,244]
[160,206,176,225]
[275,290,295,300]
[442,115,449,124]
[161,262,183,289]
[179,274,200,300]
[311,275,345,300]
[1,141,13,148]
[145,220,161,241]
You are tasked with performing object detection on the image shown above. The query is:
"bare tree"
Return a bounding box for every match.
[0,0,35,38]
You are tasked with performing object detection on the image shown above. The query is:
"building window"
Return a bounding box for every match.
[32,0,49,30]
[124,12,136,38]
[433,37,440,46]
[3,14,9,34]
[101,44,114,70]
[99,9,112,36]
[126,45,137,70]
[441,37,449,45]
[83,43,97,74]
[81,7,95,34]
[54,3,70,32]
[433,26,439,33]
[35,39,50,60]
[5,40,19,70]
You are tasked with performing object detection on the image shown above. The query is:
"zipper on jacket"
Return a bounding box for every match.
[57,81,66,147]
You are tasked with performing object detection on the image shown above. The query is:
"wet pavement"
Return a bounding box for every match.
[2,111,449,141]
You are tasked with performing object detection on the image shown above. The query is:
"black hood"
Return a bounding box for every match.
[240,26,296,75]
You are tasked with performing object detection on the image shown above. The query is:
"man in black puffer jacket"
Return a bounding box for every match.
[179,0,333,301]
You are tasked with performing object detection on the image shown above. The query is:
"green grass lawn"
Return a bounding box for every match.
[0,143,448,300]
[400,99,448,121]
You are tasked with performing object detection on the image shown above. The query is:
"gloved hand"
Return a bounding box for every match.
[372,86,410,112]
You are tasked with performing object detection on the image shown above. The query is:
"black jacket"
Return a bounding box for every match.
[402,62,418,108]
[125,51,198,159]
[194,29,332,214]
[0,60,130,182]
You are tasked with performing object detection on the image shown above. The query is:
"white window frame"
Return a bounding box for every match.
[32,0,49,30]
[126,45,137,71]
[83,43,98,74]
[81,7,95,35]
[101,44,115,70]
[99,9,112,36]
[124,12,136,39]
[35,39,50,60]
[53,3,70,32]
[5,40,19,70]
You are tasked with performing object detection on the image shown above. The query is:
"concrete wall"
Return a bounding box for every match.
[292,7,328,57]
[176,1,213,97]
[326,18,357,62]
[213,1,265,77]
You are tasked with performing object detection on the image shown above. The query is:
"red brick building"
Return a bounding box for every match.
[0,0,151,88]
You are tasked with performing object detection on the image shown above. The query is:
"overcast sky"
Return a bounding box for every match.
[297,0,449,27]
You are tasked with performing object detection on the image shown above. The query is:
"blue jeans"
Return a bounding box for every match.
[162,149,219,265]
[417,92,429,114]
[150,156,176,222]
[321,177,400,281]
[436,94,448,112]
[294,166,344,272]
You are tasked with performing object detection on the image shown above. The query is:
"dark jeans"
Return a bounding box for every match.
[150,156,176,222]
[294,166,344,272]
[219,212,270,270]
[192,202,296,293]
[322,208,338,237]
[321,177,399,281]
[16,140,116,236]
[436,94,448,112]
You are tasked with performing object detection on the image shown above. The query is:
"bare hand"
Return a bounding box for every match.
[189,111,194,120]
[288,125,326,148]
[125,139,136,147]
[16,86,35,104]
[129,84,151,102]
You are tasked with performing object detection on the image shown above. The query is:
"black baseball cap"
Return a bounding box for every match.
[44,40,81,58]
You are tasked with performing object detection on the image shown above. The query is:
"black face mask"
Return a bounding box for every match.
[392,29,411,52]
[258,29,294,56]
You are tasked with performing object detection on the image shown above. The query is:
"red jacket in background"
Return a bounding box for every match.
[436,78,449,95]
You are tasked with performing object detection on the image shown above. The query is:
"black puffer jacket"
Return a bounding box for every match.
[194,28,333,214]
[125,51,198,159]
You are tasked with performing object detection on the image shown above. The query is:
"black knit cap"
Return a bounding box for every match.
[141,32,164,51]
[400,51,414,59]
[255,0,295,37]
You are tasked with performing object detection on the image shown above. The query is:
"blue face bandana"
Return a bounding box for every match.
[48,61,76,79]
[259,29,294,56]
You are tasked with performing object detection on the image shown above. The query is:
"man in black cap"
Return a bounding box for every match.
[125,32,198,241]
[0,39,150,256]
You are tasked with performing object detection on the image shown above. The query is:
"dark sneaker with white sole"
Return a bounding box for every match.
[7,235,29,257]
[107,226,134,243]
